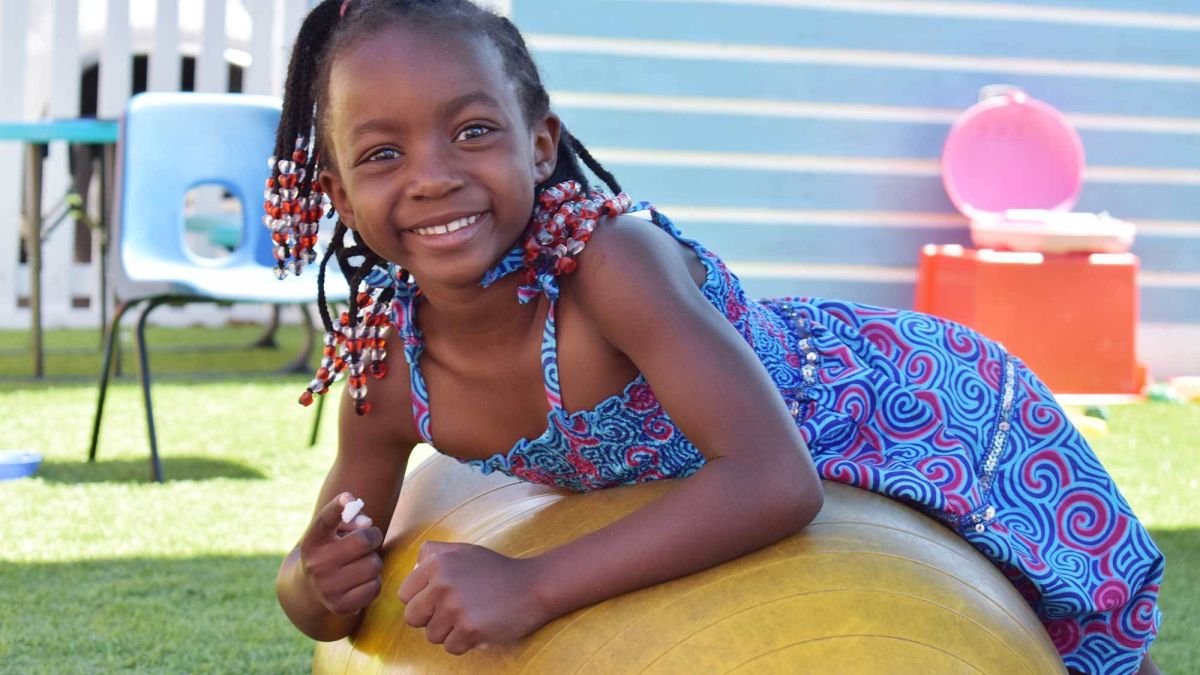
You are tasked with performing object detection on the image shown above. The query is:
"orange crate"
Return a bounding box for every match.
[914,245,1144,394]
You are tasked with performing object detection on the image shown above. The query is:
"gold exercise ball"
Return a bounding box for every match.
[313,455,1064,674]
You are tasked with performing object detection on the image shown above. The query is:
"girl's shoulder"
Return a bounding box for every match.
[577,211,707,282]
[563,212,710,324]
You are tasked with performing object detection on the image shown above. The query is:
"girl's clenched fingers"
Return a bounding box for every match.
[443,625,479,656]
[332,551,383,593]
[397,560,431,604]
[336,524,383,557]
[402,586,437,628]
[423,610,455,645]
[329,576,383,617]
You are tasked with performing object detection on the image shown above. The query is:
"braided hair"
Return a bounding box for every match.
[266,0,623,414]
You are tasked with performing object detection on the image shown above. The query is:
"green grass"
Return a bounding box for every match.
[1084,403,1200,673]
[0,325,330,674]
[0,326,1197,673]
[0,320,316,381]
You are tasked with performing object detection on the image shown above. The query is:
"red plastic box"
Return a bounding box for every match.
[914,245,1145,394]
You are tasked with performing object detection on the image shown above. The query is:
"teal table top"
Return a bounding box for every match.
[0,119,118,143]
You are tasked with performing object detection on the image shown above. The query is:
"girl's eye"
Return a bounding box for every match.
[365,148,400,163]
[455,125,492,142]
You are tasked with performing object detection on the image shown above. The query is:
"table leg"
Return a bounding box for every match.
[98,144,114,344]
[24,144,45,379]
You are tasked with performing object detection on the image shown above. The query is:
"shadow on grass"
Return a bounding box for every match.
[38,456,266,483]
[0,555,311,673]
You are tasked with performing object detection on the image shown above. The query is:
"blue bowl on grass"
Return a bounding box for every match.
[0,451,43,480]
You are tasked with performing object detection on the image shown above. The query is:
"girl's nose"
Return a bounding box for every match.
[408,147,465,200]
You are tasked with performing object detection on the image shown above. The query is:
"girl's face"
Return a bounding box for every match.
[319,23,560,290]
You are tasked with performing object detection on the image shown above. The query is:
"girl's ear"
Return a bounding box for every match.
[532,113,561,184]
[318,167,357,230]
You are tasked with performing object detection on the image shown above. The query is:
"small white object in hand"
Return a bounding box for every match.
[341,498,365,524]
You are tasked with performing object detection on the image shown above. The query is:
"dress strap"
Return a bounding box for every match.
[392,291,434,444]
[528,200,668,415]
[631,201,686,238]
[540,300,565,412]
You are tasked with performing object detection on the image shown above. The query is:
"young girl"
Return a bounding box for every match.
[269,2,1164,673]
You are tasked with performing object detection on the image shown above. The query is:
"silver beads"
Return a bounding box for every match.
[780,302,819,389]
[969,503,997,534]
[979,357,1016,495]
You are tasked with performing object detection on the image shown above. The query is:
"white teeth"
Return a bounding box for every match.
[413,213,481,236]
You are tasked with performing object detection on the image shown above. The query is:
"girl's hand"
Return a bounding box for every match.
[398,541,548,655]
[299,493,385,617]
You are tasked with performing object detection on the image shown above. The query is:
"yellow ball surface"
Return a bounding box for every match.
[314,455,1064,674]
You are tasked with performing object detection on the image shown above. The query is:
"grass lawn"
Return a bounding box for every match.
[0,325,1197,673]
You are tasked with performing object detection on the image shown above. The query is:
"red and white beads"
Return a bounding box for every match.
[517,181,632,301]
[264,134,325,279]
[299,288,391,416]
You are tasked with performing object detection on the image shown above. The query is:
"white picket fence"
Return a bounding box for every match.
[0,0,516,331]
[0,0,314,330]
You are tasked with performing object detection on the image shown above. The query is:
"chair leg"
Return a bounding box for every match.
[135,297,173,483]
[89,299,141,462]
[249,305,281,349]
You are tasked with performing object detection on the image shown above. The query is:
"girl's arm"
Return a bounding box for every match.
[276,340,417,641]
[399,216,823,652]
[527,215,824,618]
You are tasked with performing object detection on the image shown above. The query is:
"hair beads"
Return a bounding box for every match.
[300,285,393,415]
[264,134,324,279]
[517,181,632,302]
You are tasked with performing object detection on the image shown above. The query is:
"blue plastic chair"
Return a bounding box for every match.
[88,92,348,481]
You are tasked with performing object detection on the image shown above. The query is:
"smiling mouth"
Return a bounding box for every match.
[411,212,484,236]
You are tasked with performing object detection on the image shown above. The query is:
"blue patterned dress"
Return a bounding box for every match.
[385,203,1163,674]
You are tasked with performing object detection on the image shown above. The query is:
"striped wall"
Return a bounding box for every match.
[512,0,1200,377]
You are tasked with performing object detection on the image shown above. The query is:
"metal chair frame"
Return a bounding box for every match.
[87,92,346,481]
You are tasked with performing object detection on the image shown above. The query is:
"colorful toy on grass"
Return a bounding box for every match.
[312,454,1064,674]
[0,450,42,480]
[1144,383,1187,405]
[0,446,41,478]
[1167,377,1200,402]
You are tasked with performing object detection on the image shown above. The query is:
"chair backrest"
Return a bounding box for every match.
[113,92,282,290]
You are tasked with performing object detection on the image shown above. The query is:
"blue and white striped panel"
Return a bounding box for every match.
[512,0,1200,373]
